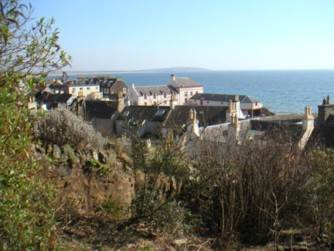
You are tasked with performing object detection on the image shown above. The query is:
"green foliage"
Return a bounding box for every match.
[0,88,55,249]
[85,156,110,176]
[128,135,196,234]
[0,0,71,248]
[102,197,122,217]
[0,0,71,87]
[189,139,310,245]
[307,148,334,234]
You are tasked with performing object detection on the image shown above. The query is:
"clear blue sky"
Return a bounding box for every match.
[28,0,334,71]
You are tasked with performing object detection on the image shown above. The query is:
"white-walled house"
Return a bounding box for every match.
[187,93,263,117]
[128,74,203,106]
[49,80,102,100]
[167,74,203,105]
[128,84,176,106]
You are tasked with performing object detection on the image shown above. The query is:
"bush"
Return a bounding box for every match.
[189,138,310,245]
[306,148,334,236]
[0,89,55,249]
[37,108,105,150]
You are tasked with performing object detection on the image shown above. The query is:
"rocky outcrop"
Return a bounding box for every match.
[36,143,135,219]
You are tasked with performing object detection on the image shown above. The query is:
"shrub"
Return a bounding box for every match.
[37,108,105,150]
[0,89,55,249]
[305,148,334,236]
[189,138,310,245]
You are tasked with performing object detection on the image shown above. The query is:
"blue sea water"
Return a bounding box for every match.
[67,70,334,114]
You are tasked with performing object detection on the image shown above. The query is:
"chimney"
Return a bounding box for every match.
[170,93,177,109]
[170,74,176,82]
[298,106,315,150]
[187,108,199,137]
[318,97,334,122]
[117,92,125,113]
[227,113,240,145]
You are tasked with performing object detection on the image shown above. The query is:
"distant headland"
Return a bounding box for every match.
[48,67,212,77]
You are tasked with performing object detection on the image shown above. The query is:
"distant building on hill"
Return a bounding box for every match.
[128,74,203,106]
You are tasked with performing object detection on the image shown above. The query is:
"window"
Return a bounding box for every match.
[71,88,75,94]
[79,87,83,90]
[95,87,99,90]
[87,87,90,90]
[185,98,188,103]
[144,94,147,100]
[185,91,188,97]
[164,92,167,98]
[153,93,156,99]
[190,91,193,96]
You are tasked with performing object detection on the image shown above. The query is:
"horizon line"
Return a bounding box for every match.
[54,67,334,73]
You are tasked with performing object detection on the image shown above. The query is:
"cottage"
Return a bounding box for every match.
[167,74,203,105]
[187,93,263,117]
[83,93,126,136]
[35,92,77,110]
[129,84,176,106]
[116,106,171,138]
[49,79,102,100]
[128,74,203,106]
[90,76,128,100]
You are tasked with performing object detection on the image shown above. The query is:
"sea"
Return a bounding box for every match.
[60,70,334,115]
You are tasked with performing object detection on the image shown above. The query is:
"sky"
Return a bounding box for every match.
[28,0,334,71]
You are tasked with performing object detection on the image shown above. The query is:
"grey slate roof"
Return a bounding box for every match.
[36,93,74,104]
[309,113,334,148]
[167,77,202,88]
[250,115,304,143]
[119,106,171,123]
[84,100,118,120]
[165,106,228,128]
[135,86,176,96]
[190,93,260,104]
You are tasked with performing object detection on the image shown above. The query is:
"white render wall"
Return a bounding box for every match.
[177,86,203,105]
[188,99,263,110]
[129,84,203,106]
[68,85,100,97]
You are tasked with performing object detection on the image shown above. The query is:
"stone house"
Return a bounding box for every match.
[83,93,126,136]
[116,106,171,138]
[91,76,128,100]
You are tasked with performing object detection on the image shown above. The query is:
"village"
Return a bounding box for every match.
[29,73,334,151]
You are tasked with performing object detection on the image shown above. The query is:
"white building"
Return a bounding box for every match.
[128,74,203,106]
[187,93,263,117]
[49,80,102,100]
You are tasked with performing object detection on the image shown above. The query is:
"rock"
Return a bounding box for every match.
[92,150,99,161]
[172,238,188,246]
[53,144,61,159]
